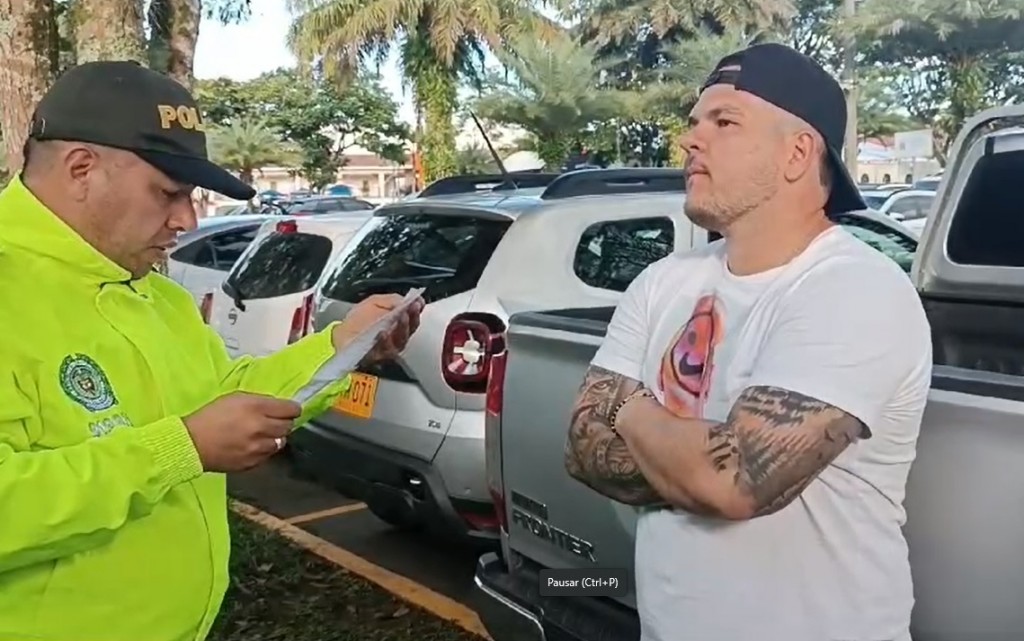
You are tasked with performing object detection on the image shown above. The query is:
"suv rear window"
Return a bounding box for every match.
[225,231,333,299]
[321,213,511,303]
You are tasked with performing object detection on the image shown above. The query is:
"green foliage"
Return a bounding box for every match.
[857,67,924,140]
[850,0,1024,159]
[570,0,796,49]
[784,0,842,71]
[472,34,627,168]
[208,116,299,185]
[196,69,410,189]
[284,0,564,181]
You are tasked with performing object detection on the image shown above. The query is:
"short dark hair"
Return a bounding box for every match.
[21,137,36,169]
[819,148,832,192]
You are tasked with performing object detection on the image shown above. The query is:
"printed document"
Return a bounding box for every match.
[291,288,425,404]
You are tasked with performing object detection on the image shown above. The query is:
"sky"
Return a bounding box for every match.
[193,0,566,129]
[193,0,417,123]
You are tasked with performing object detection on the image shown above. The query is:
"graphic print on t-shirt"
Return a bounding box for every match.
[658,294,723,419]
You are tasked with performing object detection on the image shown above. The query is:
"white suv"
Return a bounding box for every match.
[207,213,373,357]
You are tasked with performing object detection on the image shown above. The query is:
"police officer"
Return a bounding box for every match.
[0,61,423,641]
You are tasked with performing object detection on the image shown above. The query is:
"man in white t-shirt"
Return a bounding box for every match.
[565,43,932,641]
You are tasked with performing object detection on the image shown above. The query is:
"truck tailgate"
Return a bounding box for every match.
[501,308,638,609]
[906,366,1024,641]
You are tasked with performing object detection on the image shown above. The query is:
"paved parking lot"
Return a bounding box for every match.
[227,454,487,612]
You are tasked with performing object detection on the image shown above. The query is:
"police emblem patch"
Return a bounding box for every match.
[59,353,117,413]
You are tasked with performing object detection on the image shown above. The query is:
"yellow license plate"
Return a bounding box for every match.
[333,372,379,419]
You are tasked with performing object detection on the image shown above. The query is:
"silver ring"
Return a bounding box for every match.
[274,437,285,450]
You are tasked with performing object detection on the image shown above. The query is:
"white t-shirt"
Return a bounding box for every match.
[591,226,932,641]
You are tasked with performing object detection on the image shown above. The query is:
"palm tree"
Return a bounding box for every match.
[850,0,1024,159]
[285,0,563,183]
[472,34,629,168]
[208,116,300,186]
[570,0,795,48]
[629,27,768,165]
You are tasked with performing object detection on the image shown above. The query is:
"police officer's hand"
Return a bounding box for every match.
[333,294,425,364]
[183,392,301,472]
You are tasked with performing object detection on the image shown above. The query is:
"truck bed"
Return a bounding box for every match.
[486,297,1024,641]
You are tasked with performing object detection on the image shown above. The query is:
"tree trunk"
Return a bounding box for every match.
[147,0,200,88]
[415,61,458,183]
[72,0,145,64]
[0,0,56,176]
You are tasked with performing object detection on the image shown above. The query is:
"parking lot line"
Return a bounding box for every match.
[232,501,492,640]
[285,502,367,525]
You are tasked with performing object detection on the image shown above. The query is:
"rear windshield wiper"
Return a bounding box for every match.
[222,278,247,312]
[353,275,452,288]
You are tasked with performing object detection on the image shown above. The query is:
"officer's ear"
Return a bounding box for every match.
[62,143,105,203]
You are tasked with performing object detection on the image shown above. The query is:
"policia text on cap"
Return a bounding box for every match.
[0,60,425,641]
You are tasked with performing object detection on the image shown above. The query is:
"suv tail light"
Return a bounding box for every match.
[288,294,314,344]
[441,313,506,394]
[199,292,213,323]
[485,348,509,532]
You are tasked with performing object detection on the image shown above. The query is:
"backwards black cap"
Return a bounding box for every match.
[28,60,255,201]
[701,43,866,217]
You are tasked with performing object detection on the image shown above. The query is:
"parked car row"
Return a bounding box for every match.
[858,183,938,238]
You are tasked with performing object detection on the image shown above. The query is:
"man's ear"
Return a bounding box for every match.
[63,144,101,202]
[782,130,817,184]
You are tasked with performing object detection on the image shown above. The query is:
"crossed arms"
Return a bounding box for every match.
[564,365,866,519]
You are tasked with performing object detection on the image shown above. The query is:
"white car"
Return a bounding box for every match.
[207,213,374,357]
[878,188,936,237]
[164,214,273,312]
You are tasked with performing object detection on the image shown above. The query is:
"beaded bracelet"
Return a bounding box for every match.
[609,388,656,434]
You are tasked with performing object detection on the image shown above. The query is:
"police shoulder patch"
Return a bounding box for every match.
[59,353,117,413]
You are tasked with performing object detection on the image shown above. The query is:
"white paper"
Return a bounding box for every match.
[291,287,425,404]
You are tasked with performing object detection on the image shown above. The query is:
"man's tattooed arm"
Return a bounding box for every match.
[564,365,665,506]
[708,385,867,517]
[614,384,867,519]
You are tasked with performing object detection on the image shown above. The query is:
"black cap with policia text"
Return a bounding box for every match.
[27,60,255,201]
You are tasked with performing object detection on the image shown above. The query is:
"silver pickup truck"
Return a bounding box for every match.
[473,104,1024,641]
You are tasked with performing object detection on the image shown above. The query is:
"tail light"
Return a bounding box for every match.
[485,349,509,532]
[276,220,298,233]
[288,294,314,343]
[199,292,213,323]
[441,313,506,394]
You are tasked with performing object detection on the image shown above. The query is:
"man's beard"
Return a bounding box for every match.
[683,200,747,233]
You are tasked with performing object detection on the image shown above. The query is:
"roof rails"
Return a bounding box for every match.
[417,172,562,198]
[540,167,685,200]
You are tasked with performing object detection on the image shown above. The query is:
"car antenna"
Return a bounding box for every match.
[468,111,516,190]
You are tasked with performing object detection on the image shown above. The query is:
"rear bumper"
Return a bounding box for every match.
[287,421,498,543]
[474,553,546,641]
[474,551,641,641]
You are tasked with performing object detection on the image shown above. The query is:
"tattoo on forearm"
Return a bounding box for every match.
[565,366,664,506]
[711,385,866,516]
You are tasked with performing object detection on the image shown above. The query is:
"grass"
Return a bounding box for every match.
[208,510,485,641]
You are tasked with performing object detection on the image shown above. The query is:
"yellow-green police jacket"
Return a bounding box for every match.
[0,176,350,641]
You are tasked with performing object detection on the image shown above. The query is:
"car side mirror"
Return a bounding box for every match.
[890,212,906,222]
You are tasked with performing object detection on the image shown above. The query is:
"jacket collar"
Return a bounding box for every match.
[0,175,146,288]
